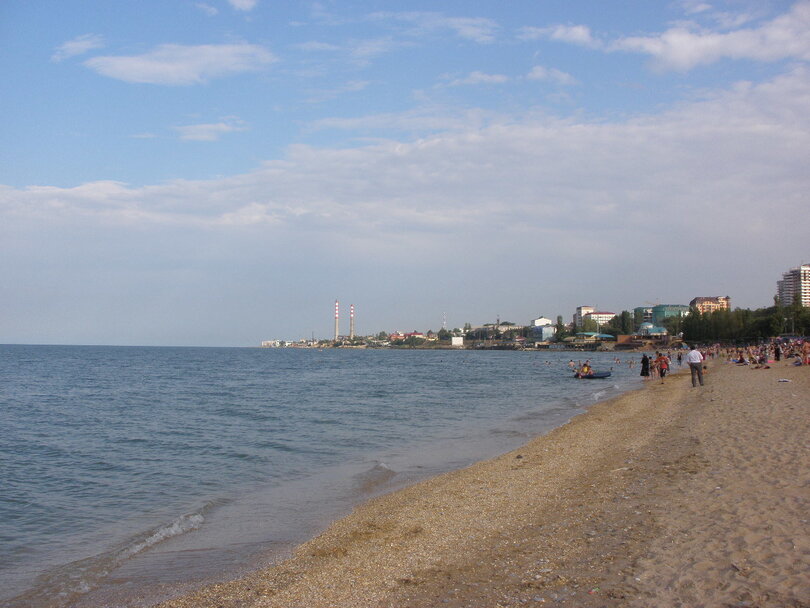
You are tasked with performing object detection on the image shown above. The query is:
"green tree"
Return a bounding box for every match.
[662,313,686,338]
[580,318,598,333]
[406,335,424,348]
[554,315,568,339]
[788,293,804,335]
[620,310,634,334]
[604,311,633,337]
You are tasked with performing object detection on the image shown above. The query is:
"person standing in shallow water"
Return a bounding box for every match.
[640,354,650,379]
[686,345,705,387]
[655,351,670,383]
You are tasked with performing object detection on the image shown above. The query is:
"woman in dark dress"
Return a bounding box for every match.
[640,353,650,378]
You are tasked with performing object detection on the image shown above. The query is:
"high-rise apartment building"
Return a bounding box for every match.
[777,264,810,307]
[573,306,594,328]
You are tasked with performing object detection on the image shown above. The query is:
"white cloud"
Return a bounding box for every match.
[612,1,810,70]
[4,68,809,340]
[370,12,499,43]
[294,41,341,52]
[5,68,808,243]
[681,1,712,15]
[519,24,601,48]
[304,80,370,103]
[228,0,258,11]
[173,118,248,141]
[527,66,577,86]
[440,16,500,43]
[349,37,405,61]
[84,43,276,85]
[309,107,494,134]
[52,34,105,62]
[447,71,509,86]
[679,1,764,29]
[196,3,218,16]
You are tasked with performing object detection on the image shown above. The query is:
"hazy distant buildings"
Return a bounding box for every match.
[584,311,616,326]
[533,326,556,341]
[531,316,556,341]
[776,264,810,307]
[572,306,616,329]
[573,306,594,328]
[634,307,653,323]
[651,304,690,326]
[689,296,731,314]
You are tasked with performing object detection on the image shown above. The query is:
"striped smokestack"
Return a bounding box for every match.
[334,300,339,342]
[350,304,355,340]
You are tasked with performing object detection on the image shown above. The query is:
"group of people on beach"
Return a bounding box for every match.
[639,351,675,383]
[636,338,810,386]
[727,338,810,368]
[638,346,707,387]
[566,338,809,386]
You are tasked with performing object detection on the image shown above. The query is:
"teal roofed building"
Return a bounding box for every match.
[651,304,689,326]
[639,322,667,336]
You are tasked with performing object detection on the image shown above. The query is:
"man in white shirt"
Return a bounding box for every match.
[686,346,705,387]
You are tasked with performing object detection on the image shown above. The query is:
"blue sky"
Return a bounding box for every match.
[1,0,809,345]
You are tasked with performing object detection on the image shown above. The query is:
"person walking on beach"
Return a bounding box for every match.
[655,351,669,383]
[686,345,705,387]
[640,354,650,379]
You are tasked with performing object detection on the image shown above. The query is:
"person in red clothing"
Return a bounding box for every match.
[655,351,670,383]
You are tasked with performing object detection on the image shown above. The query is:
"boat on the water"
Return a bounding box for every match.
[574,371,612,379]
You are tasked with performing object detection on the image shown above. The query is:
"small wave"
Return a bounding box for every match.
[591,389,607,402]
[121,511,205,559]
[5,508,209,608]
[512,410,547,422]
[488,428,527,438]
[353,462,397,493]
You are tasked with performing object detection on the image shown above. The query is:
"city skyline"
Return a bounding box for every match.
[2,1,809,346]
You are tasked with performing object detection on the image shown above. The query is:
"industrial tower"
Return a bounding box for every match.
[334,300,339,341]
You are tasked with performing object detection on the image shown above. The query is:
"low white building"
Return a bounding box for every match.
[532,316,554,327]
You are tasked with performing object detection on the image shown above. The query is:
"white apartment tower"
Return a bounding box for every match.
[777,264,810,307]
[573,306,594,328]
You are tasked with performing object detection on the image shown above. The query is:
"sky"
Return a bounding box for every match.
[1,0,809,346]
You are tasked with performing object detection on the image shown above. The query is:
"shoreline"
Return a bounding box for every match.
[149,362,807,606]
[5,349,642,608]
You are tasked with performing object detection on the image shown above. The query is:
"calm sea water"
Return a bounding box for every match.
[0,345,643,607]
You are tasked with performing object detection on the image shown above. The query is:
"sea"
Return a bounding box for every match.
[0,345,645,607]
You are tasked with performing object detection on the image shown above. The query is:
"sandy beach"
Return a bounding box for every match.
[153,360,809,608]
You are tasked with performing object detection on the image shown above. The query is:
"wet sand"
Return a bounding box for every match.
[154,361,809,608]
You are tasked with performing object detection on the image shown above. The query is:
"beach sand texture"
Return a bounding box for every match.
[156,362,809,608]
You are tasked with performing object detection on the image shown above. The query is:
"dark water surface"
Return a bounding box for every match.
[0,345,642,607]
